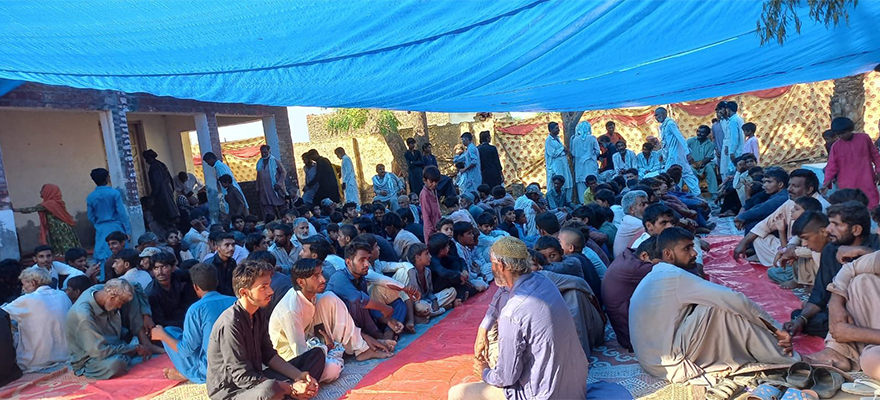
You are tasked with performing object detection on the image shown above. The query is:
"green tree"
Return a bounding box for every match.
[326,109,410,179]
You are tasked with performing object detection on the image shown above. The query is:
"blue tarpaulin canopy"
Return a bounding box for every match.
[0,0,878,111]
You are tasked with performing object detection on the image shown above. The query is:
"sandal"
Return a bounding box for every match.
[747,384,782,400]
[707,378,744,400]
[842,378,880,397]
[810,367,843,398]
[780,388,819,400]
[785,362,814,389]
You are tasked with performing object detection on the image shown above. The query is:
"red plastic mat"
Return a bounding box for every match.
[703,235,825,355]
[0,356,181,400]
[344,285,498,400]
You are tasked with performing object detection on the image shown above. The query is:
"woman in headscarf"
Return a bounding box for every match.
[14,184,81,255]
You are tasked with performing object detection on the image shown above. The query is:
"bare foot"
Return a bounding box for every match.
[356,348,393,361]
[163,368,187,382]
[453,299,463,308]
[404,322,416,333]
[414,315,429,324]
[803,348,852,371]
[378,339,397,352]
[779,280,800,289]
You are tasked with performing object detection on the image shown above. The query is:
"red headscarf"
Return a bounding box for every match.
[38,184,75,245]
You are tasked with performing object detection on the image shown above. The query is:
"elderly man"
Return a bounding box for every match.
[66,279,152,379]
[372,164,403,211]
[544,122,573,201]
[255,145,288,218]
[2,268,71,372]
[630,228,796,383]
[612,190,649,258]
[687,125,718,198]
[655,107,700,196]
[450,236,589,400]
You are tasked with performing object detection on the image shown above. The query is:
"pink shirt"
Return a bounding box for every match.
[420,186,440,242]
[824,132,880,208]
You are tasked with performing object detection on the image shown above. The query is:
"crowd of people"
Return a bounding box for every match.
[2,103,880,400]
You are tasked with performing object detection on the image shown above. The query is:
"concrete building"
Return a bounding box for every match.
[0,83,298,259]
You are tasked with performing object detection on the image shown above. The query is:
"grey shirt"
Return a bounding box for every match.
[66,285,136,373]
[207,301,278,400]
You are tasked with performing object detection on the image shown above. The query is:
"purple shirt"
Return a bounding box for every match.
[480,272,588,400]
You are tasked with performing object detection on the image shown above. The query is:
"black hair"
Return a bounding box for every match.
[492,185,506,198]
[585,175,598,184]
[428,233,451,255]
[404,243,430,265]
[793,196,823,213]
[180,259,200,270]
[788,169,819,194]
[461,132,474,141]
[327,223,340,232]
[452,221,473,240]
[106,231,128,243]
[64,248,88,263]
[792,211,830,237]
[396,208,414,224]
[443,196,459,208]
[535,212,560,235]
[382,211,403,229]
[302,236,334,260]
[476,212,496,227]
[479,130,491,143]
[151,251,177,267]
[631,185,654,201]
[329,211,344,223]
[763,167,789,187]
[353,233,377,249]
[571,205,594,224]
[594,189,615,205]
[742,122,757,133]
[534,236,563,254]
[656,227,694,254]
[247,250,277,267]
[828,188,869,207]
[827,201,871,238]
[529,249,549,266]
[339,224,358,239]
[636,236,662,260]
[727,101,738,113]
[406,137,416,145]
[642,203,676,227]
[272,223,293,236]
[353,217,374,234]
[423,166,441,182]
[342,202,358,214]
[218,174,233,184]
[292,258,323,290]
[624,168,639,177]
[360,203,374,214]
[477,184,491,196]
[231,260,274,297]
[90,168,110,186]
[551,175,565,184]
[344,240,373,260]
[585,204,607,228]
[500,206,514,216]
[514,210,526,221]
[245,233,265,252]
[34,244,53,255]
[113,249,141,269]
[65,275,93,293]
[435,217,453,232]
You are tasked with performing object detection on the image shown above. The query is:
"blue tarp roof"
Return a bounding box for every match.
[0,1,878,111]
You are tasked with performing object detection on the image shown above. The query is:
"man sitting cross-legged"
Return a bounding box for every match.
[149,263,235,383]
[804,247,880,379]
[146,251,197,328]
[269,259,393,384]
[630,227,797,383]
[66,279,153,379]
[207,260,324,400]
[451,236,589,400]
[603,236,661,352]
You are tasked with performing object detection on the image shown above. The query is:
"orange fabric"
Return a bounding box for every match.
[37,184,75,245]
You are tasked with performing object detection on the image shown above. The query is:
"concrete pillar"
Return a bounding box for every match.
[195,113,221,222]
[271,108,299,191]
[0,139,20,260]
[99,92,146,242]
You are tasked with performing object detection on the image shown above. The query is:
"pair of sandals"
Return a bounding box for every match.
[747,362,844,399]
[842,378,880,400]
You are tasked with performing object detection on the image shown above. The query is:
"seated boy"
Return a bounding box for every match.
[427,233,474,304]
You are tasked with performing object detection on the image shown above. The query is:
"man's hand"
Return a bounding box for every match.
[783,317,806,336]
[460,270,470,284]
[85,263,100,279]
[474,328,489,362]
[143,315,155,332]
[733,240,749,260]
[820,184,830,196]
[134,345,153,360]
[402,286,421,301]
[473,357,489,378]
[290,373,319,399]
[829,301,854,327]
[829,322,859,343]
[774,245,797,267]
[734,219,744,231]
[774,329,793,356]
[150,325,166,341]
[836,246,871,264]
[191,219,206,232]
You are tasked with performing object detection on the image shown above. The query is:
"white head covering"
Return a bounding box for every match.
[576,120,593,139]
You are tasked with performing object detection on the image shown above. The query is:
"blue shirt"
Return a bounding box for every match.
[86,186,131,232]
[659,118,692,171]
[177,291,235,383]
[481,273,589,400]
[327,267,370,307]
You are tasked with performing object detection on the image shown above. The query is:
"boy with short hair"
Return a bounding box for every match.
[742,122,760,164]
[420,166,442,241]
[497,206,519,238]
[427,233,472,305]
[436,218,454,238]
[402,244,454,319]
[219,175,248,218]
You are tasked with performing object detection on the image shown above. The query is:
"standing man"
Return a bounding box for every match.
[571,121,601,203]
[255,145,288,218]
[477,131,503,189]
[450,236,589,400]
[455,132,482,195]
[723,101,745,177]
[404,138,425,195]
[655,107,700,196]
[202,152,248,212]
[713,102,728,176]
[544,122,573,201]
[687,125,718,198]
[822,117,880,208]
[335,147,360,206]
[87,168,131,272]
[143,150,180,233]
[207,260,324,400]
[372,164,402,211]
[307,150,341,206]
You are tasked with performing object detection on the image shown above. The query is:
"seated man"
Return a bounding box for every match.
[150,263,236,383]
[630,227,796,383]
[111,249,163,355]
[451,237,589,400]
[270,259,394,384]
[63,275,93,304]
[613,190,649,258]
[327,241,413,341]
[805,248,880,378]
[146,251,197,328]
[603,233,663,352]
[30,244,84,289]
[66,279,152,379]
[383,211,420,259]
[786,202,880,338]
[207,260,324,400]
[734,167,790,234]
[687,125,718,199]
[2,267,71,372]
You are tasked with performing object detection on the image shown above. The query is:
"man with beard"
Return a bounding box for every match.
[207,260,324,400]
[146,251,197,328]
[686,125,718,198]
[306,150,341,206]
[629,227,796,383]
[785,202,879,338]
[269,259,393,384]
[255,145,288,218]
[270,223,302,274]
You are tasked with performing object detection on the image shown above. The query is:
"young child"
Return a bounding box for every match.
[402,244,454,321]
[497,206,519,238]
[742,122,760,164]
[420,166,442,241]
[219,175,248,218]
[436,218,454,238]
[450,222,490,291]
[427,233,472,305]
[474,213,510,265]
[768,196,824,289]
